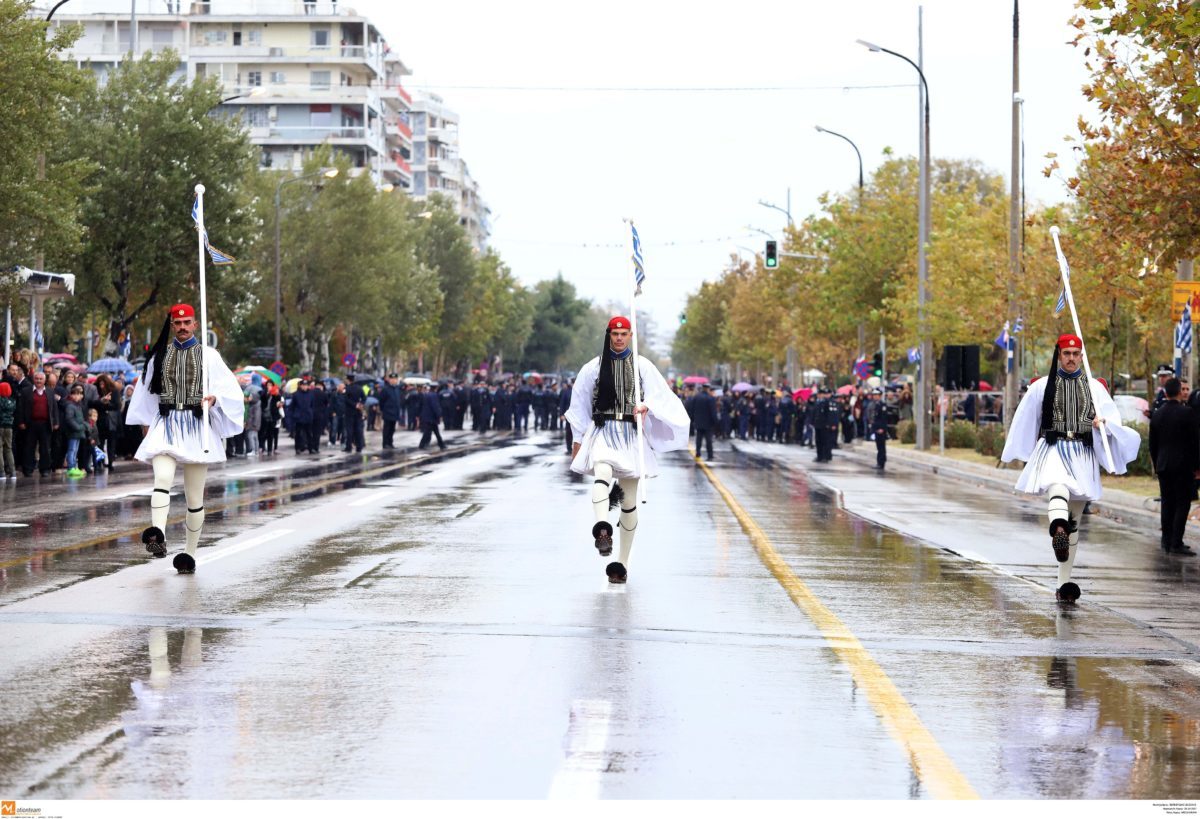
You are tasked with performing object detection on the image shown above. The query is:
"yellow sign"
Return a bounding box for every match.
[1171,282,1200,321]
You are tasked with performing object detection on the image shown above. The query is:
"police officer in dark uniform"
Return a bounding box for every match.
[453,382,468,430]
[404,383,422,431]
[378,373,403,448]
[342,375,367,453]
[867,387,888,469]
[814,386,838,462]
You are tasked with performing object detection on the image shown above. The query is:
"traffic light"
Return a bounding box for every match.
[679,311,687,325]
[872,352,883,378]
[765,240,778,268]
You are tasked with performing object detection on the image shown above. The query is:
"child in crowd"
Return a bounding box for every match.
[64,385,87,478]
[83,408,100,475]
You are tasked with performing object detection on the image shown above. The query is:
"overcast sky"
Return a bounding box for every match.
[360,0,1090,349]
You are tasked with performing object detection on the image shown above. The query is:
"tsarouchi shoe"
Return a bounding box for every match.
[142,527,167,559]
[606,561,627,584]
[592,521,613,557]
[172,553,196,574]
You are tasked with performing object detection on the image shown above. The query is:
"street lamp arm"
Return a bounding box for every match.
[858,40,929,111]
[757,200,793,227]
[814,125,865,191]
[45,0,72,20]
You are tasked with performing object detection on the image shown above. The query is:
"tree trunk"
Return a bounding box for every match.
[318,331,331,378]
[298,327,314,373]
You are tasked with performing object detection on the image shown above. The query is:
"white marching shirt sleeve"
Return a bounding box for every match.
[565,357,599,440]
[638,356,690,452]
[1000,378,1045,464]
[206,349,245,438]
[1090,379,1140,475]
[125,362,158,427]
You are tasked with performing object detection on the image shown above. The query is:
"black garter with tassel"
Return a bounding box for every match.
[608,482,624,511]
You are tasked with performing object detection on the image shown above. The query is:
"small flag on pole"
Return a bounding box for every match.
[907,347,921,364]
[1013,316,1023,335]
[994,321,1010,350]
[630,223,645,296]
[191,193,236,266]
[1053,245,1070,317]
[1176,299,1192,354]
[853,356,872,380]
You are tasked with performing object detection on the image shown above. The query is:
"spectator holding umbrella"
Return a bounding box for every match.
[92,374,123,472]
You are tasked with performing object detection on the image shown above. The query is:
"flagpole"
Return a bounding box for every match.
[1049,226,1114,469]
[195,184,212,454]
[623,217,647,504]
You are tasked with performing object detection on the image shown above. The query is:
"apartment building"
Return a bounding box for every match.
[52,0,414,188]
[410,93,491,252]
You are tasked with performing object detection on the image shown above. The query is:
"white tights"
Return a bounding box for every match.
[151,454,209,557]
[591,462,640,566]
[1046,482,1086,586]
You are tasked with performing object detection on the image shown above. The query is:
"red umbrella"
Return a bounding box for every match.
[978,380,993,390]
[682,375,709,385]
[836,384,856,395]
[793,388,813,401]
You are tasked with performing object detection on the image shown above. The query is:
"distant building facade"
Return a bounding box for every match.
[409,93,491,252]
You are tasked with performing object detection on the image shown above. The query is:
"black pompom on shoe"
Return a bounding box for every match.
[142,527,167,558]
[606,561,627,584]
[1056,582,1080,603]
[592,521,613,556]
[172,553,196,574]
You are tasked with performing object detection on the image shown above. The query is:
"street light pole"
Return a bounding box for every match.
[858,22,931,449]
[274,168,338,361]
[816,124,869,359]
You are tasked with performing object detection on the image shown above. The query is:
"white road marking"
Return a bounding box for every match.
[198,529,295,566]
[104,488,179,500]
[348,489,395,508]
[547,698,613,799]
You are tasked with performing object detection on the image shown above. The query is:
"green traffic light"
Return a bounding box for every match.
[765,258,777,268]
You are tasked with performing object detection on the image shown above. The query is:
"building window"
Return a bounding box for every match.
[412,112,426,136]
[414,172,426,196]
[247,29,262,45]
[241,105,268,127]
[203,30,227,45]
[310,70,331,90]
[246,71,262,86]
[312,29,331,48]
[270,71,286,84]
[413,142,426,165]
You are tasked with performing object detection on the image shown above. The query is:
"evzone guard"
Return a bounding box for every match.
[565,316,690,584]
[1000,333,1140,602]
[126,303,244,573]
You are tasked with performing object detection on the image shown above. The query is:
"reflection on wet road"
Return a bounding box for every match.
[1,434,1198,798]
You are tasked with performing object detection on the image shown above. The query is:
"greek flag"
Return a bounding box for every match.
[191,194,237,266]
[1176,300,1192,354]
[994,321,1010,350]
[1013,316,1024,335]
[631,223,645,296]
[907,346,921,363]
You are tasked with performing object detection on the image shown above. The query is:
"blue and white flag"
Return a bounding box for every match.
[1012,316,1024,335]
[994,321,1010,350]
[907,346,921,364]
[630,223,645,296]
[1176,300,1192,354]
[191,193,236,266]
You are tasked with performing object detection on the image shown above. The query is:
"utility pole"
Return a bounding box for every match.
[1006,0,1020,427]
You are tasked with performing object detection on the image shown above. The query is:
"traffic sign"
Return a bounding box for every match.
[1171,282,1200,321]
[269,361,288,377]
[342,353,357,368]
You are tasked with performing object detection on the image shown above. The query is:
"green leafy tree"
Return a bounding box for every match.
[64,51,257,351]
[0,1,91,300]
[518,274,591,371]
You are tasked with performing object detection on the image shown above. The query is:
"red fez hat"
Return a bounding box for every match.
[0,382,10,398]
[608,316,631,331]
[1057,333,1082,349]
[1096,377,1109,393]
[169,303,196,319]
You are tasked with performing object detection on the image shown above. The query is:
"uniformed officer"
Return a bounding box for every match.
[867,387,888,469]
[814,386,839,462]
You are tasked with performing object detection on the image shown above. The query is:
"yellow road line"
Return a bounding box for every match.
[0,442,487,572]
[694,453,979,800]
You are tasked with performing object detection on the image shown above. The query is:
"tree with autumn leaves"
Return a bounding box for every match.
[676,2,1193,392]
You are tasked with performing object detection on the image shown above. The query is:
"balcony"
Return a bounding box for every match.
[248,125,371,145]
[190,43,376,65]
[384,118,413,140]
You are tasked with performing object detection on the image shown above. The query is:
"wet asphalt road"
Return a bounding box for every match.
[1,430,1199,799]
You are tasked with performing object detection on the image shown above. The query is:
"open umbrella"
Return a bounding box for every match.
[731,381,754,392]
[403,376,431,386]
[978,380,993,391]
[284,377,301,394]
[88,357,133,374]
[836,384,856,395]
[793,388,813,402]
[682,375,709,385]
[522,371,543,384]
[235,365,282,386]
